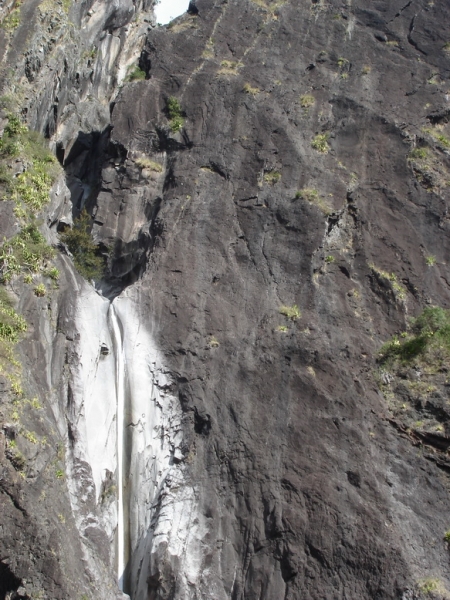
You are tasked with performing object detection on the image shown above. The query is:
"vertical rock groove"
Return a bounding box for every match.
[109,304,127,592]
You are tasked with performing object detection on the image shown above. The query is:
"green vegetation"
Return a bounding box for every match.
[0,115,59,396]
[325,255,335,263]
[1,7,21,32]
[44,266,59,280]
[0,292,27,343]
[311,133,330,153]
[243,82,260,95]
[417,578,450,598]
[55,468,65,479]
[409,147,428,160]
[0,289,26,397]
[426,255,436,266]
[0,223,55,283]
[0,115,59,214]
[300,94,315,108]
[422,127,450,149]
[82,47,97,61]
[276,325,288,332]
[33,283,46,297]
[60,211,104,280]
[166,96,185,133]
[444,531,450,543]
[128,66,146,82]
[279,304,301,320]
[209,336,220,348]
[218,60,243,75]
[263,170,281,185]
[295,188,331,215]
[369,264,406,302]
[337,57,349,69]
[135,156,163,172]
[379,307,450,368]
[250,0,286,13]
[23,430,38,444]
[361,65,371,75]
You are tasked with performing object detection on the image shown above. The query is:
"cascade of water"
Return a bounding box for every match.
[109,304,126,591]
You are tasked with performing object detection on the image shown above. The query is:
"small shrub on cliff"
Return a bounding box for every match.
[378,306,450,369]
[0,289,26,397]
[279,305,301,320]
[33,283,46,297]
[166,97,185,133]
[295,188,331,215]
[263,170,281,185]
[128,66,146,81]
[369,264,406,302]
[0,223,54,283]
[311,133,330,153]
[0,115,59,213]
[243,82,260,95]
[59,211,104,280]
[416,578,450,598]
[1,8,21,32]
[300,94,315,108]
[0,294,27,343]
[135,156,163,172]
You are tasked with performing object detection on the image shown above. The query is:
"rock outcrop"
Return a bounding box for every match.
[2,0,450,599]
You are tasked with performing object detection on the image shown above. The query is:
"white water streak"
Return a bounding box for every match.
[109,305,125,590]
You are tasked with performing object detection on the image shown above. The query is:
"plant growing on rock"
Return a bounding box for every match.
[369,264,406,302]
[166,96,185,133]
[59,211,104,280]
[0,223,55,283]
[263,170,281,185]
[416,578,450,598]
[279,304,301,320]
[311,133,330,153]
[128,66,146,81]
[135,156,163,172]
[243,82,260,95]
[300,94,315,108]
[209,336,220,348]
[218,60,243,75]
[295,188,331,215]
[1,7,21,32]
[33,283,46,297]
[0,289,26,397]
[378,306,450,368]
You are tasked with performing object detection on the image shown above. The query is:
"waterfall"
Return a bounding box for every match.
[109,304,126,591]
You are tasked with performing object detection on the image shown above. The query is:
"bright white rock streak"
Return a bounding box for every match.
[64,281,207,598]
[109,304,126,590]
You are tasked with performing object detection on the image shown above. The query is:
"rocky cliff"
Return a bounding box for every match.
[1,0,450,599]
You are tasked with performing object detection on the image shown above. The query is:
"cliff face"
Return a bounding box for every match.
[1,0,450,599]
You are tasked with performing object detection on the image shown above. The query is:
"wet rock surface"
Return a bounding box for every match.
[2,0,450,599]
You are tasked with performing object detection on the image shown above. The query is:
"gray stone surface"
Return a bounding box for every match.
[2,0,450,599]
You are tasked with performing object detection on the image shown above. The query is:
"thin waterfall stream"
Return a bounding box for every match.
[109,303,126,591]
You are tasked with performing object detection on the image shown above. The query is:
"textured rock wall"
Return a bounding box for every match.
[2,0,450,599]
[94,0,450,598]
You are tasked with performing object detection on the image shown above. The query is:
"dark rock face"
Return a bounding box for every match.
[2,0,450,599]
[99,0,450,597]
